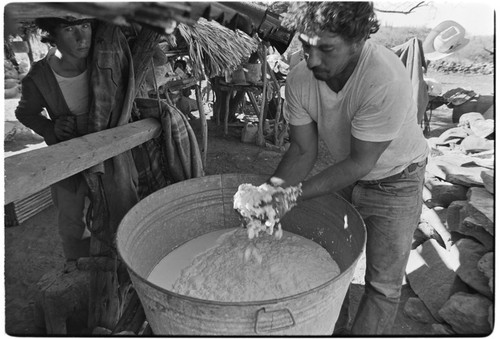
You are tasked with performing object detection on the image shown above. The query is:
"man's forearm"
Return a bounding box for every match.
[272,142,317,187]
[300,157,371,200]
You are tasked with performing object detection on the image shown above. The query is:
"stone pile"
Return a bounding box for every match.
[405,112,494,335]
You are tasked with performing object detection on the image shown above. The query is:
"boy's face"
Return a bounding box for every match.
[53,21,92,60]
[299,31,361,82]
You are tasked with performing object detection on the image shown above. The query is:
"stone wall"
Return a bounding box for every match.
[405,112,494,335]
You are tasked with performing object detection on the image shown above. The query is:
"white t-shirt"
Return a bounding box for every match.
[53,69,90,136]
[284,40,429,180]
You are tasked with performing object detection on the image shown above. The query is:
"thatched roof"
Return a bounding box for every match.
[178,18,259,79]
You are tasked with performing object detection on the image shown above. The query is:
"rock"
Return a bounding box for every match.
[455,238,492,298]
[425,178,467,207]
[4,85,20,99]
[457,216,494,251]
[403,297,436,323]
[431,323,455,335]
[460,135,494,153]
[462,157,494,170]
[477,252,493,278]
[488,304,493,329]
[419,203,453,249]
[92,327,112,335]
[469,119,494,138]
[434,127,469,146]
[465,187,493,235]
[483,105,494,120]
[413,221,447,250]
[429,154,484,186]
[4,68,19,79]
[477,252,494,293]
[480,170,494,194]
[406,241,468,321]
[438,292,492,335]
[446,200,468,232]
[457,112,484,128]
[4,78,19,89]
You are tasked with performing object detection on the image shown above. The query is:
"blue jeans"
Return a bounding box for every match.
[335,160,426,335]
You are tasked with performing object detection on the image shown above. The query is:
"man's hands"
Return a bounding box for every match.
[54,115,77,141]
[233,178,302,239]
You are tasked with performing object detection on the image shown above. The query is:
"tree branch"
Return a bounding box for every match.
[375,1,427,14]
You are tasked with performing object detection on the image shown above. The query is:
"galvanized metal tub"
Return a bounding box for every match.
[116,174,366,335]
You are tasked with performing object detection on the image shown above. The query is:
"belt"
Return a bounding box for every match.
[358,159,426,185]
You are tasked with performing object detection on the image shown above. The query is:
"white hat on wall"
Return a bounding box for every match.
[423,20,470,61]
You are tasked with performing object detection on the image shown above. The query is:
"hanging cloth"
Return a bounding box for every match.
[132,98,204,199]
[392,37,429,125]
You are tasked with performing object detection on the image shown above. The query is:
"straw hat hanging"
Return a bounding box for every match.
[422,20,470,61]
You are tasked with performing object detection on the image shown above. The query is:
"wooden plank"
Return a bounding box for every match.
[195,84,208,168]
[5,118,161,204]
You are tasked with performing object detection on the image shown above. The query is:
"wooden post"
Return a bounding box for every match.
[224,88,232,135]
[195,84,208,167]
[256,43,268,146]
[247,91,261,117]
[266,61,282,146]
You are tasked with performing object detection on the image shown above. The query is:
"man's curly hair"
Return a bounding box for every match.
[282,2,380,42]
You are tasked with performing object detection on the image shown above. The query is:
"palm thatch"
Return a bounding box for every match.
[177,18,259,79]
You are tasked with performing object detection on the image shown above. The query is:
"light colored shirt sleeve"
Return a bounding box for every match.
[283,69,313,126]
[351,79,411,142]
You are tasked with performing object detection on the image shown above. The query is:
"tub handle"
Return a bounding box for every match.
[254,307,296,333]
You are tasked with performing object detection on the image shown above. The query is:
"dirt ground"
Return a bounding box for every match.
[3,71,493,336]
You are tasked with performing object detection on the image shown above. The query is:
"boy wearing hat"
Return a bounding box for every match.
[15,16,95,264]
[263,2,429,335]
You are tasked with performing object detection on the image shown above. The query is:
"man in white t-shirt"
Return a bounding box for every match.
[270,2,429,335]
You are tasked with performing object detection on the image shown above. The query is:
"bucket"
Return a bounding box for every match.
[243,63,262,84]
[241,123,258,143]
[117,174,366,335]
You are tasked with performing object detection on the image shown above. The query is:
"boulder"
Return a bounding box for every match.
[457,112,485,127]
[4,85,20,99]
[446,200,468,232]
[465,187,493,235]
[469,119,494,138]
[431,323,455,335]
[4,78,19,89]
[434,127,469,146]
[457,216,494,251]
[477,252,493,293]
[480,170,494,194]
[4,68,19,80]
[425,178,467,207]
[460,135,494,153]
[403,297,436,323]
[438,292,492,335]
[406,241,468,321]
[455,238,492,298]
[428,154,484,186]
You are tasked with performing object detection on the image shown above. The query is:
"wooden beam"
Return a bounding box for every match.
[256,44,268,146]
[4,118,161,204]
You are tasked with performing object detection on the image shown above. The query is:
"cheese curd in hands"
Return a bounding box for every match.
[233,178,302,239]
